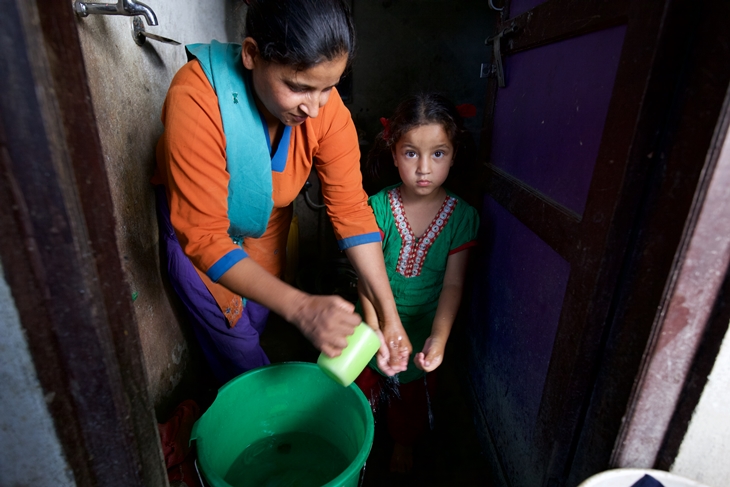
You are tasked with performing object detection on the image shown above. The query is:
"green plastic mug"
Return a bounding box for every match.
[317,322,380,387]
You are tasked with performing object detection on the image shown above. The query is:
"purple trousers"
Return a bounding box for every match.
[155,186,270,385]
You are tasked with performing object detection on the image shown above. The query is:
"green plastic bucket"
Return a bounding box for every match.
[190,362,374,487]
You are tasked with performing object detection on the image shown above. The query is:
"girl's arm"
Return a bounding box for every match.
[414,249,470,372]
[218,257,360,358]
[346,242,412,373]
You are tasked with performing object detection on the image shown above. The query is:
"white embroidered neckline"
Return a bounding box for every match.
[388,187,457,277]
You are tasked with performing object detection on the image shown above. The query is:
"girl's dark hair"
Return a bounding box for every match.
[245,0,355,69]
[366,93,472,183]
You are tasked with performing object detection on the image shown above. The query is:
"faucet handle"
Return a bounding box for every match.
[132,17,180,46]
[74,0,158,27]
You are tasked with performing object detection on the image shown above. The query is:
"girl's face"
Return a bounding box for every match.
[392,123,455,199]
[242,38,347,127]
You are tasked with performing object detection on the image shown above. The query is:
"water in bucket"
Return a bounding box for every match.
[190,362,374,487]
[225,431,350,486]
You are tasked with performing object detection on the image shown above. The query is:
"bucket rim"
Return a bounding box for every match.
[190,361,375,487]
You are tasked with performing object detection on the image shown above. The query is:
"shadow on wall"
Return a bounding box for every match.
[225,0,248,42]
[349,0,495,183]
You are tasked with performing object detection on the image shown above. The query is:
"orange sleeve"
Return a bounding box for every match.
[312,90,380,248]
[154,61,244,275]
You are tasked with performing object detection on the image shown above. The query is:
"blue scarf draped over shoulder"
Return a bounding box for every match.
[185,40,273,240]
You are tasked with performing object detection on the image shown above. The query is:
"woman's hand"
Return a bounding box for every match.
[218,258,361,357]
[414,336,445,372]
[288,293,361,358]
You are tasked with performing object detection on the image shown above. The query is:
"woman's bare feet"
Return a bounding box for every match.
[389,442,413,473]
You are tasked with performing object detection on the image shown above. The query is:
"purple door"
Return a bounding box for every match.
[469,0,684,485]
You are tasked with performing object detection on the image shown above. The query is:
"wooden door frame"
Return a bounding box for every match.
[476,0,730,484]
[612,84,730,469]
[570,0,730,482]
[0,1,167,485]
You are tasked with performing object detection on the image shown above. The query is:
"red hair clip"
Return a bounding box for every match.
[455,103,477,118]
[380,117,391,139]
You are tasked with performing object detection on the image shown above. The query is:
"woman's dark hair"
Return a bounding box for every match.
[245,0,355,69]
[365,93,472,182]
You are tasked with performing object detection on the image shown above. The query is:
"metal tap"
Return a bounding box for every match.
[74,0,158,26]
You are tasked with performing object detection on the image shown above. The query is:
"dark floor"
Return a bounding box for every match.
[259,312,493,487]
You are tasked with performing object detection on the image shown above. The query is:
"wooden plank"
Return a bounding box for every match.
[502,0,629,54]
[613,75,730,469]
[33,2,168,484]
[483,164,582,261]
[568,0,730,480]
[0,1,166,485]
[475,0,730,484]
[0,117,99,487]
[528,0,693,481]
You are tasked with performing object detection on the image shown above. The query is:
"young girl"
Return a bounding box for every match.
[356,93,480,473]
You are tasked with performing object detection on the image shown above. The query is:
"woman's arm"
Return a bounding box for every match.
[414,249,470,372]
[357,281,404,376]
[218,257,360,358]
[346,242,411,372]
[357,284,379,331]
[309,91,411,368]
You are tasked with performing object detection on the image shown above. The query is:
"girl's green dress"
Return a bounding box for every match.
[363,184,480,383]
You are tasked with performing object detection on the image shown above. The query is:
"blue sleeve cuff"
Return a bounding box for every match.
[206,248,248,282]
[337,232,382,250]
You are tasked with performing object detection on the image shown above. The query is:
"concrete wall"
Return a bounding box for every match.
[350,0,493,189]
[0,262,76,486]
[671,322,730,486]
[75,0,246,415]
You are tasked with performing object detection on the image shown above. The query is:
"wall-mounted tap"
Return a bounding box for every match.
[74,0,158,26]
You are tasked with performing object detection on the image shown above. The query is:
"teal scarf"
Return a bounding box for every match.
[185,40,273,240]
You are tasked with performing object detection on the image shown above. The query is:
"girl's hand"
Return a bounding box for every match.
[381,320,412,373]
[369,326,403,376]
[346,243,411,374]
[414,336,445,372]
[289,294,361,358]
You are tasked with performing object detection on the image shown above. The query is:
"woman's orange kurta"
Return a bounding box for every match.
[153,60,378,325]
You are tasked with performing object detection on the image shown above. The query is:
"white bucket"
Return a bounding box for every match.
[577,468,712,487]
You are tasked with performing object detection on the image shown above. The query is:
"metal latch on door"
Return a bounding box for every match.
[483,23,518,88]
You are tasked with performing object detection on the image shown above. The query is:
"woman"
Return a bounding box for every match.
[153,0,411,384]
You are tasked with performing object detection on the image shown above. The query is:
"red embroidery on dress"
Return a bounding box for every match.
[388,187,457,277]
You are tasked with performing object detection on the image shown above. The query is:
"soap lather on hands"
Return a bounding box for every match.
[357,281,412,376]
